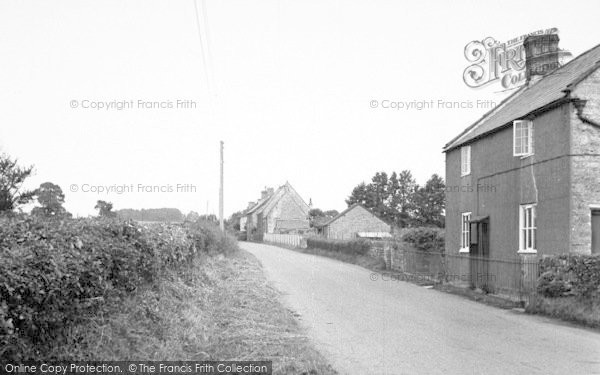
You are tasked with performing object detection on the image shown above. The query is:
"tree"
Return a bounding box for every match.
[370,172,390,221]
[412,174,446,227]
[388,170,417,227]
[346,182,373,207]
[95,200,116,218]
[346,170,445,228]
[0,154,35,212]
[31,182,70,217]
[309,208,338,227]
[323,209,339,217]
[346,172,395,224]
[309,208,324,219]
[186,211,200,223]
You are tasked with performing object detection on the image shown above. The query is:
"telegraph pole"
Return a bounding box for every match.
[219,141,224,231]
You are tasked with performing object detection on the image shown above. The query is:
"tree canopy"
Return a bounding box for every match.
[0,154,35,212]
[346,170,445,228]
[31,182,70,217]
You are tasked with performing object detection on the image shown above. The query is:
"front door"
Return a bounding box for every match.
[592,209,600,254]
[469,218,490,290]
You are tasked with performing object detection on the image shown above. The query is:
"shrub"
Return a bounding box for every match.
[306,237,371,256]
[536,272,573,298]
[537,254,600,299]
[401,227,445,252]
[0,215,237,360]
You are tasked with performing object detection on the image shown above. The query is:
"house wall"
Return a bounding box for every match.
[266,193,308,234]
[445,103,572,258]
[570,69,600,254]
[325,206,390,239]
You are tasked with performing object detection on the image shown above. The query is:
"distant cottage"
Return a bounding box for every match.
[244,182,310,241]
[317,204,391,240]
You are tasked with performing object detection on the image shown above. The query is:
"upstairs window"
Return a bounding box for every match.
[461,146,471,176]
[519,204,537,252]
[513,120,534,157]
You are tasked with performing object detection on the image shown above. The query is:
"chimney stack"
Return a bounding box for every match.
[524,34,561,84]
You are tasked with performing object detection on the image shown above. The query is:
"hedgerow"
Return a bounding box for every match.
[401,227,445,253]
[537,254,600,299]
[306,237,371,256]
[0,215,237,360]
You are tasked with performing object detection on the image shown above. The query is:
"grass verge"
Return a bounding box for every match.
[289,246,386,271]
[525,296,600,329]
[50,250,337,374]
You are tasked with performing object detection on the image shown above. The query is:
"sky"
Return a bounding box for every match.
[1,0,600,218]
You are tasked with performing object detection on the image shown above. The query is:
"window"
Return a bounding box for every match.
[461,146,471,176]
[513,120,534,157]
[519,204,537,252]
[460,212,471,251]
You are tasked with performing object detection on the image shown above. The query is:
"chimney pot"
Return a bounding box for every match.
[524,34,561,83]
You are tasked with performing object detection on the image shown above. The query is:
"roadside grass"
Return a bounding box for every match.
[50,251,337,374]
[526,296,600,329]
[291,246,386,271]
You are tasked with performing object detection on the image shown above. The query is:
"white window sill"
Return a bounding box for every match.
[460,173,471,177]
[458,248,470,253]
[516,153,534,159]
[517,249,537,254]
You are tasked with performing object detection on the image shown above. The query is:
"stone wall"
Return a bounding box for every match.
[570,69,600,254]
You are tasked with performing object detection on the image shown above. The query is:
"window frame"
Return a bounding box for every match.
[460,145,471,176]
[460,212,472,253]
[518,204,537,253]
[513,120,534,157]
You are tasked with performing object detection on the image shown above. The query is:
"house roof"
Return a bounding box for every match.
[321,203,388,227]
[274,219,310,231]
[244,181,309,218]
[245,196,272,215]
[443,43,600,152]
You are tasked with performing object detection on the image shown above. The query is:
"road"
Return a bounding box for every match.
[241,242,600,375]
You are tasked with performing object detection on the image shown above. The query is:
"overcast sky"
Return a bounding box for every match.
[1,0,599,217]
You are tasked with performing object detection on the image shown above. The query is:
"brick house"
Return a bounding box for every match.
[444,35,600,274]
[245,182,310,241]
[318,204,391,240]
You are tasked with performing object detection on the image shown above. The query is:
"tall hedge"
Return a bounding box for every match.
[306,237,371,256]
[537,254,600,299]
[0,215,237,360]
[401,227,445,253]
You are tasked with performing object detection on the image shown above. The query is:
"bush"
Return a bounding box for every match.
[0,215,237,360]
[537,254,600,299]
[401,227,445,252]
[306,237,371,256]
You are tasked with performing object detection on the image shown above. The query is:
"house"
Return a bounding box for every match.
[443,34,600,275]
[317,204,391,240]
[245,182,310,241]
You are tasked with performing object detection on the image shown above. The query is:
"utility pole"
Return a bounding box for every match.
[219,140,224,231]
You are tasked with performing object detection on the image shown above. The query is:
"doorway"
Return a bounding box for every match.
[592,209,600,254]
[469,217,490,290]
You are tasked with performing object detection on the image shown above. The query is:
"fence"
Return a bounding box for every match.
[263,234,540,304]
[380,241,539,304]
[263,233,306,248]
[444,253,538,303]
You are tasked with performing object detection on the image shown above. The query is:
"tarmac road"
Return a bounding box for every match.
[242,242,600,375]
